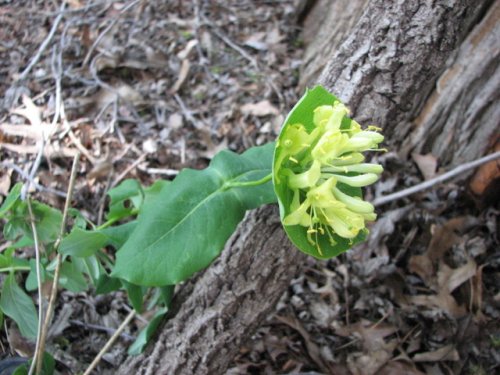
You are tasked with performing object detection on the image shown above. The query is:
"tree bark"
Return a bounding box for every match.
[315,0,492,144]
[119,206,307,374]
[118,1,495,373]
[299,0,369,90]
[402,1,500,168]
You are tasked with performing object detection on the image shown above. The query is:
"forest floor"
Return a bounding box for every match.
[0,1,498,374]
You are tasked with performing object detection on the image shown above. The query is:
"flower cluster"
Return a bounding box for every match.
[275,101,384,255]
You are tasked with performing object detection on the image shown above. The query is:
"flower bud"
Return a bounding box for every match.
[326,173,379,187]
[322,206,365,239]
[288,160,321,189]
[332,187,375,214]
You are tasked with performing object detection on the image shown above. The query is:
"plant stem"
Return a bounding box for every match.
[34,153,80,374]
[96,208,140,230]
[223,173,272,190]
[0,266,31,273]
[26,198,44,375]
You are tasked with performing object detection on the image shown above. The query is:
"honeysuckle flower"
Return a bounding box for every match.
[277,98,385,255]
[287,160,321,189]
[322,205,365,239]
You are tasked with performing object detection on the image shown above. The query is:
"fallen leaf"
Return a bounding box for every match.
[266,27,284,45]
[412,344,459,362]
[87,159,113,179]
[12,95,42,128]
[348,346,395,375]
[469,142,500,195]
[170,59,190,94]
[7,326,35,357]
[177,39,198,60]
[426,216,478,262]
[0,170,11,197]
[47,304,73,338]
[0,124,43,140]
[412,153,438,180]
[1,143,78,159]
[437,259,476,293]
[409,254,434,286]
[409,292,466,318]
[376,360,426,375]
[275,314,329,373]
[244,31,268,51]
[241,100,279,117]
[199,138,228,160]
[93,84,144,111]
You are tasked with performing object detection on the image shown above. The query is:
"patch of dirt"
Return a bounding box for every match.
[0,1,498,374]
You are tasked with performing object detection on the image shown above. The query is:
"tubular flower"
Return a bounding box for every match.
[276,100,384,255]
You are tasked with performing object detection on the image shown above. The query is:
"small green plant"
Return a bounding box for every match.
[0,86,383,372]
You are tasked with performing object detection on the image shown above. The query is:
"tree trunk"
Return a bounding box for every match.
[118,1,496,373]
[299,0,369,90]
[119,206,307,374]
[402,1,500,168]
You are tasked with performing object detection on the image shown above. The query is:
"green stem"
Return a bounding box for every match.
[96,208,140,230]
[0,266,31,273]
[223,173,272,190]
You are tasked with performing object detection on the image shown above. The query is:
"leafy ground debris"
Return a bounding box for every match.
[0,1,498,374]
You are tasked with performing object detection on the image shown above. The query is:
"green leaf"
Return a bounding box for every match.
[159,285,175,308]
[146,285,175,310]
[100,221,137,248]
[0,273,38,339]
[25,259,48,291]
[113,142,276,286]
[121,280,144,312]
[41,352,55,375]
[273,86,366,259]
[59,221,137,258]
[68,208,89,229]
[143,180,171,204]
[12,352,54,375]
[4,201,62,244]
[0,251,30,273]
[73,256,103,285]
[0,182,22,217]
[9,235,34,249]
[127,307,167,355]
[59,227,108,257]
[58,261,87,293]
[0,254,11,268]
[106,179,143,221]
[95,274,122,295]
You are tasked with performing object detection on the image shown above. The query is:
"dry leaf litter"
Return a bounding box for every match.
[0,1,498,374]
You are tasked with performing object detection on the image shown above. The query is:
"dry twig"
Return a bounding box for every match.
[82,309,136,375]
[373,151,500,206]
[82,0,141,66]
[34,153,80,374]
[26,199,44,375]
[17,3,66,82]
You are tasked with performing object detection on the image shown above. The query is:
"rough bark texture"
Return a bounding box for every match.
[316,0,492,145]
[119,206,307,374]
[119,1,495,373]
[403,1,500,167]
[299,0,369,90]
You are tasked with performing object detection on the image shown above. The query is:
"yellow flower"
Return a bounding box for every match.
[278,100,384,253]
